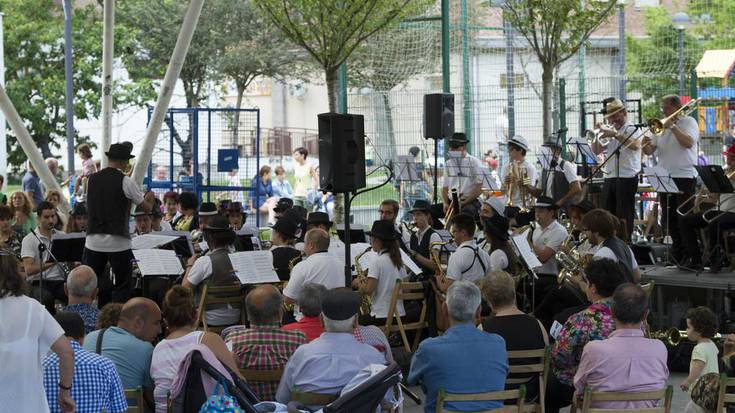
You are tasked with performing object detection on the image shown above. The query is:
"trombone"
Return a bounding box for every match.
[638,98,702,151]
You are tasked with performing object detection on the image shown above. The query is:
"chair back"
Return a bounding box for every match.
[195,283,246,333]
[577,385,673,413]
[239,368,284,383]
[641,281,655,297]
[124,388,145,413]
[717,373,735,412]
[437,385,526,413]
[382,279,428,352]
[505,347,549,413]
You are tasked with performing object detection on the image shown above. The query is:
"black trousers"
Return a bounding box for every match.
[602,177,638,241]
[680,210,735,263]
[83,247,134,306]
[31,280,67,315]
[534,285,587,331]
[660,177,696,260]
[545,374,575,413]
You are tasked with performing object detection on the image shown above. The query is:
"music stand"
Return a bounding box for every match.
[445,150,480,192]
[395,156,421,183]
[50,232,86,262]
[156,230,196,258]
[567,136,598,178]
[337,224,367,244]
[643,166,680,265]
[696,165,735,195]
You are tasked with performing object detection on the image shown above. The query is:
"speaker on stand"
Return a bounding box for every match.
[423,93,454,205]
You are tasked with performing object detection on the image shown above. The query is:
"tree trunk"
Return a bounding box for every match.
[232,85,244,147]
[324,67,344,224]
[39,140,52,159]
[379,92,397,165]
[542,64,554,141]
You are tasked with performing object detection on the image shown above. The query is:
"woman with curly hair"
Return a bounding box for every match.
[9,191,36,237]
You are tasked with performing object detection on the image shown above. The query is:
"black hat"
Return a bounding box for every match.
[105,142,135,160]
[227,201,244,214]
[483,215,510,241]
[569,199,595,214]
[203,215,234,233]
[272,217,299,239]
[70,203,87,217]
[409,199,432,214]
[273,198,294,213]
[321,288,361,320]
[535,196,559,210]
[199,202,218,217]
[366,219,400,241]
[291,205,308,221]
[307,211,332,228]
[448,133,469,147]
[132,205,152,217]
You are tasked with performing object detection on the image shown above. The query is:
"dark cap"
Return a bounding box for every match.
[199,202,218,216]
[448,132,469,144]
[366,219,400,241]
[273,198,294,213]
[321,288,361,320]
[70,203,87,217]
[105,142,135,160]
[272,217,300,239]
[307,211,332,227]
[227,201,244,214]
[483,215,509,241]
[409,199,432,214]
[203,215,234,233]
[132,205,152,217]
[535,196,559,209]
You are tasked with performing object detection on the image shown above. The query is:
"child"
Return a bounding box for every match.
[680,306,719,392]
[74,144,96,200]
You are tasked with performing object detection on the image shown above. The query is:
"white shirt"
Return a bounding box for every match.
[443,153,484,196]
[652,116,699,178]
[156,220,173,232]
[284,251,346,301]
[536,159,579,199]
[21,228,66,282]
[415,227,442,251]
[603,121,643,178]
[151,331,204,411]
[186,250,241,326]
[0,296,65,413]
[531,220,568,275]
[489,249,509,272]
[501,159,538,206]
[368,251,408,319]
[446,240,491,282]
[86,175,145,252]
[719,192,735,213]
[592,245,639,270]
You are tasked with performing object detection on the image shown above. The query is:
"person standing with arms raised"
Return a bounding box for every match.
[84,142,155,306]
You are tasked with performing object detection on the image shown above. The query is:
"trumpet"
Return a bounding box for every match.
[649,327,723,346]
[505,161,532,212]
[353,246,373,316]
[586,127,612,147]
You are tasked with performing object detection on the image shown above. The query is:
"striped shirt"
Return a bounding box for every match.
[225,323,307,401]
[43,340,127,413]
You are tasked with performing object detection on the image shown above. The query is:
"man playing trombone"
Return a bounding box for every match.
[678,144,735,272]
[642,95,700,264]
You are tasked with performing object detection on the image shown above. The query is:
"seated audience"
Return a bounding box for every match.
[276,288,385,408]
[151,286,241,412]
[62,265,100,334]
[681,306,720,392]
[96,302,123,329]
[283,283,327,341]
[44,312,127,413]
[183,215,241,326]
[225,285,307,401]
[547,258,629,413]
[480,271,548,401]
[283,228,345,306]
[409,281,509,413]
[84,297,161,408]
[574,283,668,408]
[9,190,36,238]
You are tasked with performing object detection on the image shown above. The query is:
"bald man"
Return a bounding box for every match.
[83,297,161,408]
[283,229,346,305]
[225,285,307,400]
[62,265,100,334]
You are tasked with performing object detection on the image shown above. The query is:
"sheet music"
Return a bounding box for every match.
[132,234,181,250]
[132,249,184,276]
[567,137,598,165]
[228,251,280,284]
[349,242,421,275]
[395,155,421,182]
[512,229,543,269]
[399,249,422,274]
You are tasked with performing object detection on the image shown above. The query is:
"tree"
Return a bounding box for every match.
[501,0,617,138]
[215,1,297,144]
[1,0,103,169]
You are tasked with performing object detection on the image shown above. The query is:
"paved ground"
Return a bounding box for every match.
[402,372,690,412]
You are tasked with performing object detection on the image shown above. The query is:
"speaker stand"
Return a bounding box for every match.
[343,190,354,287]
[433,138,439,204]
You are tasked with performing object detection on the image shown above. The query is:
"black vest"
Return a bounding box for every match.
[272,246,302,281]
[201,248,241,311]
[87,168,130,238]
[410,227,436,276]
[541,160,571,206]
[601,237,635,281]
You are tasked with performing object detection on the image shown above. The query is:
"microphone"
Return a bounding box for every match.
[556,127,568,134]
[632,123,647,128]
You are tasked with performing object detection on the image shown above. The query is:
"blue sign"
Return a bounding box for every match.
[218,149,239,172]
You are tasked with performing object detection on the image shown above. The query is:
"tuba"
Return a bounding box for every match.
[353,246,373,316]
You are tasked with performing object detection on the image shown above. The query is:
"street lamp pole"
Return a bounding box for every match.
[672,12,689,97]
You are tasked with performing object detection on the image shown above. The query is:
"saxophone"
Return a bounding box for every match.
[282,253,304,313]
[353,246,373,316]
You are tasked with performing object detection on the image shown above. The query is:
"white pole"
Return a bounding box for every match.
[100,0,115,169]
[0,13,6,193]
[0,85,70,221]
[131,0,205,186]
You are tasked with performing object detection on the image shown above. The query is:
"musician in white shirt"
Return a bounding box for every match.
[530,197,568,308]
[283,229,345,305]
[591,98,643,240]
[642,95,700,263]
[525,140,581,209]
[439,213,491,292]
[501,135,537,226]
[442,133,484,219]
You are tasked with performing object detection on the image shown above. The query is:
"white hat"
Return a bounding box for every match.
[484,196,506,217]
[508,135,529,152]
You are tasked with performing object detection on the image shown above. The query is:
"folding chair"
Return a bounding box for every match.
[382,279,429,352]
[195,283,246,334]
[322,361,402,413]
[505,347,550,413]
[572,385,673,413]
[717,373,735,412]
[124,388,145,413]
[437,385,527,413]
[239,367,284,400]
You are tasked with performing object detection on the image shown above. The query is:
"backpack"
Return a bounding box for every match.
[199,380,245,413]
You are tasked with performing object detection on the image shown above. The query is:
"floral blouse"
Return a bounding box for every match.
[551,298,615,385]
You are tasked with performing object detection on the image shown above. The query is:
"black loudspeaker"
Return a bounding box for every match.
[318,113,366,193]
[423,93,454,139]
